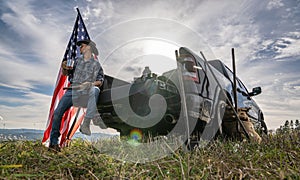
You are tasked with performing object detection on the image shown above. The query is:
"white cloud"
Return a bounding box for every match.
[0,1,73,129]
[0,1,68,88]
[255,32,300,61]
[0,92,51,129]
[267,0,284,10]
[275,38,300,59]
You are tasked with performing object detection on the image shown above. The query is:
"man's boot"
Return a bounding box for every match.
[80,118,92,135]
[93,114,107,129]
[48,144,61,152]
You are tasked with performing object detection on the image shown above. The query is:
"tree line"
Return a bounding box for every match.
[276,119,300,133]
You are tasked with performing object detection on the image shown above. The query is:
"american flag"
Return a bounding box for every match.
[42,8,91,147]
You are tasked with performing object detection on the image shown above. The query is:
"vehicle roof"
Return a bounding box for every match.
[208,60,230,80]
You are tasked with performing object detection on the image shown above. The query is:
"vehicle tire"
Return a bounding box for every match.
[261,120,268,134]
[255,112,268,135]
[259,113,268,135]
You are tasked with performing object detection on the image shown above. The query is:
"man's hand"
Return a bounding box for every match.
[79,82,92,90]
[61,61,73,76]
[94,80,103,87]
[61,61,73,70]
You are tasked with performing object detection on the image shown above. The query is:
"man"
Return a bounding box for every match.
[49,39,106,152]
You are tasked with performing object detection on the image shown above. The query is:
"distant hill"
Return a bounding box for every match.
[0,129,117,141]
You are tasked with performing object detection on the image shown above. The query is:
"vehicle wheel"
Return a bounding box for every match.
[260,120,268,134]
[257,113,268,135]
[260,119,268,135]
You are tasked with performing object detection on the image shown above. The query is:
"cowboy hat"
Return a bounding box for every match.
[76,39,99,55]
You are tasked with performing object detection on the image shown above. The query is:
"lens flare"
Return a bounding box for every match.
[129,128,143,141]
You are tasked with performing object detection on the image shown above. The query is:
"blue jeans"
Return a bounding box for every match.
[50,87,100,145]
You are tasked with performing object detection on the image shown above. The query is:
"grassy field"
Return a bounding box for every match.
[0,130,299,179]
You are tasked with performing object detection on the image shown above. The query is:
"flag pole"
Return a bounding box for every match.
[231,48,250,140]
[66,107,81,144]
[232,48,238,113]
[175,50,191,149]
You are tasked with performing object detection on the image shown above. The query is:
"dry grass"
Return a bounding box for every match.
[0,130,299,179]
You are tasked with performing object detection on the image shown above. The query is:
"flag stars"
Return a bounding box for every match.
[62,14,89,64]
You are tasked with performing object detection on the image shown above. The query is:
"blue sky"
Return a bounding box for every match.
[0,0,299,130]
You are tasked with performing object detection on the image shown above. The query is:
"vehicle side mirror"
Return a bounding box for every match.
[249,87,261,96]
